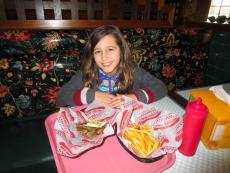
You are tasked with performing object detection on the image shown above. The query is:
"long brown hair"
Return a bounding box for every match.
[82,25,134,93]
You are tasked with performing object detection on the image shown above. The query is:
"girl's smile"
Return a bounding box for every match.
[93,35,121,76]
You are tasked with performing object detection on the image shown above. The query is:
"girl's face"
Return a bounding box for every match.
[93,35,121,76]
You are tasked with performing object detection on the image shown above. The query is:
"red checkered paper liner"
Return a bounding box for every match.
[116,96,183,159]
[54,101,121,157]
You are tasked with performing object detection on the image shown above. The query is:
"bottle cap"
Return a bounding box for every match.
[186,97,208,118]
[189,97,208,111]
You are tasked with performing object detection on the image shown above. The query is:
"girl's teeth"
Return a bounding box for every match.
[103,63,111,66]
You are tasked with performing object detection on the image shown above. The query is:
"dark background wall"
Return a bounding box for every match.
[205,32,230,85]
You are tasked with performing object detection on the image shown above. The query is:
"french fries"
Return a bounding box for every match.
[123,123,159,157]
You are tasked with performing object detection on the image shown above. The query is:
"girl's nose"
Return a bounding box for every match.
[101,51,108,61]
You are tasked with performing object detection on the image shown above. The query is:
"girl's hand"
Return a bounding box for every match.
[95,91,115,105]
[110,95,122,109]
[110,94,137,109]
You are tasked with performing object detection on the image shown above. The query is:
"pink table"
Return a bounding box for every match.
[45,112,176,173]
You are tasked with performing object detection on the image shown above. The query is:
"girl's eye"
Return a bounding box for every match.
[94,50,101,54]
[108,48,114,51]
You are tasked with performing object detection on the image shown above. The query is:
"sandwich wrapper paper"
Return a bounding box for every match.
[54,96,183,158]
[54,102,117,157]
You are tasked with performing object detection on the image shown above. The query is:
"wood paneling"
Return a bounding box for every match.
[0,0,180,25]
[0,20,173,30]
[184,21,230,32]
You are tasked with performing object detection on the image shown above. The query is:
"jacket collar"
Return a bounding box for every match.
[98,68,119,81]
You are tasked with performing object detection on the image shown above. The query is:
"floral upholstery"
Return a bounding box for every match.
[0,27,211,121]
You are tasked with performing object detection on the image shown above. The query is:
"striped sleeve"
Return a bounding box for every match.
[130,88,154,104]
[73,87,90,105]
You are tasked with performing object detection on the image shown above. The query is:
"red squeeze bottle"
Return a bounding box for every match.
[179,97,208,156]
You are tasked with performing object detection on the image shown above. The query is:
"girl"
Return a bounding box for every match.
[57,25,167,108]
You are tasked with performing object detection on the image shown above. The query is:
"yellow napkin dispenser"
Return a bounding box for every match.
[190,90,230,149]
